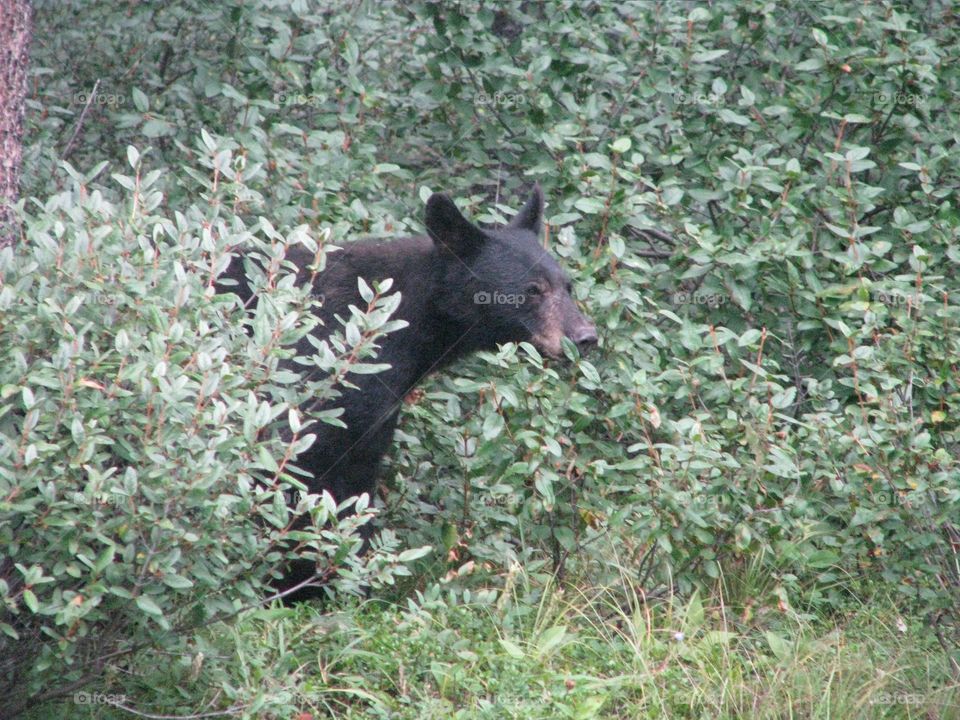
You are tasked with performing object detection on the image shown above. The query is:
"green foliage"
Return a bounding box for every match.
[0,141,424,716]
[379,0,960,626]
[167,577,956,719]
[6,0,960,715]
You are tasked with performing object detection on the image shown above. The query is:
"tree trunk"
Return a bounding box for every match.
[0,0,33,248]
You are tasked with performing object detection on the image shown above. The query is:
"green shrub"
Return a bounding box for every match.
[10,0,960,711]
[369,0,960,628]
[0,141,425,717]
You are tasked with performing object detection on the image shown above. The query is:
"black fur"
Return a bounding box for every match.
[220,185,597,599]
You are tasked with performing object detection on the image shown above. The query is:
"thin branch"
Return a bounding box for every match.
[590,72,645,154]
[632,226,675,245]
[931,609,960,679]
[61,78,100,161]
[857,205,888,224]
[634,248,673,259]
[624,226,674,258]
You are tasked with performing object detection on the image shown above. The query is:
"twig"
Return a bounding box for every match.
[931,609,960,679]
[857,205,888,224]
[590,72,645,154]
[62,79,100,161]
[634,227,674,245]
[624,226,674,258]
[634,248,673,259]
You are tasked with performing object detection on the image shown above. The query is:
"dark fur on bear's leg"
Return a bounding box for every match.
[269,443,384,605]
[219,185,597,603]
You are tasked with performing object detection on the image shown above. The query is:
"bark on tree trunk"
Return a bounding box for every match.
[0,0,33,248]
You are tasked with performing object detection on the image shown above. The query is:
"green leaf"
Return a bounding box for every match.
[685,591,705,630]
[845,146,870,161]
[574,197,605,214]
[482,411,504,440]
[766,632,792,662]
[162,574,195,589]
[579,361,601,385]
[93,546,115,574]
[536,625,568,656]
[142,118,171,137]
[0,623,20,640]
[257,446,279,473]
[661,186,684,206]
[397,546,432,563]
[131,87,149,112]
[136,595,164,616]
[609,234,625,258]
[499,639,525,659]
[795,57,824,71]
[691,49,728,63]
[553,526,575,551]
[719,109,751,126]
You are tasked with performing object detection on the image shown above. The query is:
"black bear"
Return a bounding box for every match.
[222,185,597,598]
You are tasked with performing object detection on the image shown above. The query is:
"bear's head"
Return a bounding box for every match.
[425,185,597,358]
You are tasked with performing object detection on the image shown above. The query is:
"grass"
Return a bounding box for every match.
[58,565,952,720]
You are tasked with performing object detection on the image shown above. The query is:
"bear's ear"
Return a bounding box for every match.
[507,183,544,234]
[425,193,486,257]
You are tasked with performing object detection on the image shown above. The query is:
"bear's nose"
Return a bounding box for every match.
[572,323,598,352]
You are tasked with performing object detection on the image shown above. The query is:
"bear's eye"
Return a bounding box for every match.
[525,283,543,297]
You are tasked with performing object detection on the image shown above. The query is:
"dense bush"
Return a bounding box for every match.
[373,0,960,622]
[2,0,958,715]
[0,140,424,716]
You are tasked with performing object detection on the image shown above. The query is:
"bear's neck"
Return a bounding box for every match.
[420,312,485,372]
[409,250,484,379]
[347,236,480,389]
